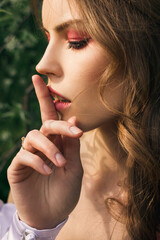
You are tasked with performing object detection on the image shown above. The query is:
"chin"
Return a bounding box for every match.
[61,113,94,132]
[60,107,111,132]
[78,122,104,133]
[75,117,108,133]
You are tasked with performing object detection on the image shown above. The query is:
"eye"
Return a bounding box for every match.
[68,38,90,50]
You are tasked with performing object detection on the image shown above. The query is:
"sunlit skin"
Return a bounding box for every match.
[7,0,129,239]
[36,0,123,132]
[37,1,128,239]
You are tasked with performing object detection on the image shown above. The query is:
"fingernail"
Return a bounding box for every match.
[43,164,52,174]
[55,153,66,166]
[70,126,82,134]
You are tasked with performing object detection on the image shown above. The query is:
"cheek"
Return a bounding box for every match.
[64,46,109,89]
[61,47,117,131]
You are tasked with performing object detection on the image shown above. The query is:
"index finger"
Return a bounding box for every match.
[32,75,58,123]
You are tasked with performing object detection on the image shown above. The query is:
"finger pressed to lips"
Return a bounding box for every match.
[32,75,58,123]
[29,75,83,169]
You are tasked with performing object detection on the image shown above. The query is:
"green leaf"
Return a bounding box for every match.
[0,9,12,15]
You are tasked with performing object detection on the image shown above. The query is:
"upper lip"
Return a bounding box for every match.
[47,86,71,102]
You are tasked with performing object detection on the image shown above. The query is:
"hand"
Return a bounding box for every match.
[7,75,83,229]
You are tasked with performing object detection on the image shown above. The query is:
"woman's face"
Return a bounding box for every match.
[36,0,122,131]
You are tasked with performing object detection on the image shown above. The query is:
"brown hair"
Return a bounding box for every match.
[68,0,160,239]
[33,0,160,239]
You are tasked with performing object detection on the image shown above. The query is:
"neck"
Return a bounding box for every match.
[80,120,128,199]
[98,120,127,167]
[81,119,126,168]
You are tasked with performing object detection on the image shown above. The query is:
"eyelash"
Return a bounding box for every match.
[67,38,90,50]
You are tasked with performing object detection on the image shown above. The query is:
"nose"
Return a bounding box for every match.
[36,42,63,77]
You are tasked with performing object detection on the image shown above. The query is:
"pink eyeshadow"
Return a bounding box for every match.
[67,29,89,41]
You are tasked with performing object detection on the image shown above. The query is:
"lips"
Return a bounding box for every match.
[48,86,71,103]
[48,86,71,112]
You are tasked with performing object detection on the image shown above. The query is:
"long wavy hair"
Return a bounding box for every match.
[33,0,160,239]
[67,0,160,239]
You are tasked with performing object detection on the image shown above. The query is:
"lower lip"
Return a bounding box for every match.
[54,101,71,111]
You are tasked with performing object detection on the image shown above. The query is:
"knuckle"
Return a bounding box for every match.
[7,152,22,177]
[15,150,23,160]
[7,168,12,183]
[31,154,42,166]
[7,166,11,177]
[60,120,70,127]
[45,143,56,156]
[26,129,39,139]
[32,154,40,162]
[43,120,53,128]
[42,120,54,133]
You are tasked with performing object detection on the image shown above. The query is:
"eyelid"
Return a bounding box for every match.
[42,26,91,50]
[67,29,90,41]
[41,25,90,42]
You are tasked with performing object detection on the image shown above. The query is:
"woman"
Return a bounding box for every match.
[2,0,160,239]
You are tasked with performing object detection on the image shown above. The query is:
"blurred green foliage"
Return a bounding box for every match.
[0,0,46,202]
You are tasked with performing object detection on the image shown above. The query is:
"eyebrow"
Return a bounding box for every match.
[42,19,86,33]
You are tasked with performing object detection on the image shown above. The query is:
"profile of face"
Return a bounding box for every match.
[36,0,122,132]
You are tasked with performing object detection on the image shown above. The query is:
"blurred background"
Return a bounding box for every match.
[0,0,46,202]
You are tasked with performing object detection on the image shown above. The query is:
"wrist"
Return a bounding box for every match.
[13,211,68,239]
[18,212,68,230]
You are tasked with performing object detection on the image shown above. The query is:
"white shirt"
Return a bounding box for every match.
[0,200,67,240]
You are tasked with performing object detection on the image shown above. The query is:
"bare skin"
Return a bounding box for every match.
[8,76,129,239]
[56,125,129,240]
[7,0,131,238]
[8,75,83,229]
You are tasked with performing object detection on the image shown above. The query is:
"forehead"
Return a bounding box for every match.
[42,0,79,29]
